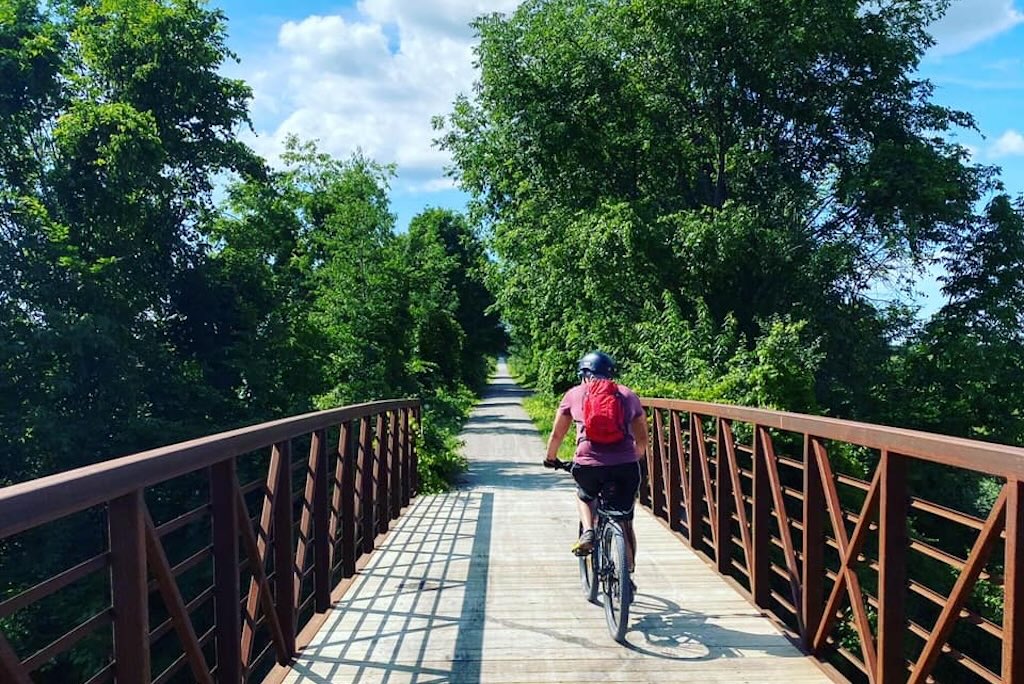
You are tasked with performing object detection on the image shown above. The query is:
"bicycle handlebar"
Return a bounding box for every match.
[543,458,573,472]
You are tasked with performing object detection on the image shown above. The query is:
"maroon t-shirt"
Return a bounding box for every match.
[558,382,644,466]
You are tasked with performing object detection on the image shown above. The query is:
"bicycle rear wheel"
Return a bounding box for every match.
[578,523,599,602]
[601,521,631,642]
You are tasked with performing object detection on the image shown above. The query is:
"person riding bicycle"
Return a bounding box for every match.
[543,351,647,571]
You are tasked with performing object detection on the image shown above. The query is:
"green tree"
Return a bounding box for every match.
[405,208,504,391]
[890,195,1024,449]
[437,0,991,415]
[1,1,260,679]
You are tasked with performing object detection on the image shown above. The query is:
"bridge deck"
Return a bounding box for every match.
[281,366,832,683]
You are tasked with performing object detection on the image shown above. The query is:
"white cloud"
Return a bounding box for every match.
[990,129,1024,158]
[241,1,521,192]
[278,15,391,75]
[928,0,1024,57]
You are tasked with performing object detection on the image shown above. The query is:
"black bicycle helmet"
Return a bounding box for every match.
[577,350,616,379]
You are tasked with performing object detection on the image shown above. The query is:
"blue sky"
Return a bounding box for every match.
[210,0,1024,313]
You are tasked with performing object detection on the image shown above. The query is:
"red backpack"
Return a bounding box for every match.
[582,380,626,444]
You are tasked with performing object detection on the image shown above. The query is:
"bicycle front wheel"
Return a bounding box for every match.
[601,522,631,642]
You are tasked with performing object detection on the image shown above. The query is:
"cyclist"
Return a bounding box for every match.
[543,351,647,571]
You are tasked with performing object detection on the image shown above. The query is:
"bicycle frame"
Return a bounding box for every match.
[545,458,633,641]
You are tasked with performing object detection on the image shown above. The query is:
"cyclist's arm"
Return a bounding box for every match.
[631,414,648,458]
[545,411,573,462]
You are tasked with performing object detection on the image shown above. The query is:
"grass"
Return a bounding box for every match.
[521,392,576,462]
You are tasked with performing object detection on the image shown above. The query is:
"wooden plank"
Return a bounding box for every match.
[143,510,214,684]
[210,459,241,684]
[108,490,151,683]
[1005,480,1024,683]
[877,450,908,683]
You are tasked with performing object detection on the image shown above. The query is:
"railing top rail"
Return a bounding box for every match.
[0,398,419,539]
[641,397,1024,480]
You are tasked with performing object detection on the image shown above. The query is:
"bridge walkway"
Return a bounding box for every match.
[281,365,832,683]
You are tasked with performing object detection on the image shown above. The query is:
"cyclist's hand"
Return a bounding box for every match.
[542,458,559,469]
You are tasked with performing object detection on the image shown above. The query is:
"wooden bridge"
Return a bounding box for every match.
[2,363,1024,683]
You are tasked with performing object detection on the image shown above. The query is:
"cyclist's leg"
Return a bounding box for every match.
[601,461,643,572]
[577,495,597,531]
[571,464,601,554]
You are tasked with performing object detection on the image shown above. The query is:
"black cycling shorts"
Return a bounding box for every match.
[571,461,642,521]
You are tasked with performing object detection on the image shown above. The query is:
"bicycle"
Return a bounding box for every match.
[544,458,633,642]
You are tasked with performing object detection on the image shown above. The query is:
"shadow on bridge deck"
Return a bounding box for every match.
[281,365,830,683]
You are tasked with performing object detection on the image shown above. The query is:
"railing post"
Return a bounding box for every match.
[715,418,732,575]
[273,441,296,658]
[109,490,150,684]
[687,413,703,548]
[210,460,240,684]
[1005,479,1024,683]
[751,425,771,608]
[401,408,412,506]
[340,423,357,577]
[802,435,825,652]
[375,413,389,534]
[649,409,666,518]
[666,410,683,532]
[878,450,908,683]
[312,430,331,613]
[639,407,653,508]
[359,417,376,553]
[411,406,421,496]
[389,410,401,519]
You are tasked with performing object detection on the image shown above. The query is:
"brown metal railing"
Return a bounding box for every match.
[639,398,1024,684]
[0,399,420,684]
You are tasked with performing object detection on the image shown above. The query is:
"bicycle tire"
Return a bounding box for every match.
[601,521,631,642]
[578,522,600,602]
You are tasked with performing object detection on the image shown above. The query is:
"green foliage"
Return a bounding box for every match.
[0,3,502,680]
[520,392,575,462]
[416,385,477,493]
[438,0,992,419]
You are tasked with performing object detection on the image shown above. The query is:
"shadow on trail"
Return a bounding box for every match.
[623,594,802,661]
